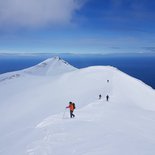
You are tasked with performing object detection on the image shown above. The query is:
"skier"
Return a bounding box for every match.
[106,95,109,101]
[66,102,75,118]
[99,94,102,99]
[107,80,109,83]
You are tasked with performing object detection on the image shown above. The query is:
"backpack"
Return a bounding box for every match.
[72,103,76,109]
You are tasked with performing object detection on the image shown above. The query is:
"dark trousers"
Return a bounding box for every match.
[70,110,75,118]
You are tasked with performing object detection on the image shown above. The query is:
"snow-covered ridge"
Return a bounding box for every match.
[0,56,77,82]
[0,72,21,82]
[0,57,155,155]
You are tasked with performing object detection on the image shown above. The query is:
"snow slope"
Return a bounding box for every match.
[23,56,77,76]
[0,57,155,155]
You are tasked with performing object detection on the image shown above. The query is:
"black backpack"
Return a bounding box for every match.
[72,103,76,109]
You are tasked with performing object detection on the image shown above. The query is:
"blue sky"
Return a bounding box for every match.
[0,0,155,54]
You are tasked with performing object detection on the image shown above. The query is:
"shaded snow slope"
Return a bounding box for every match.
[0,58,155,155]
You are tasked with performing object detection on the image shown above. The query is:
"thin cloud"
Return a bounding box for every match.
[143,47,155,52]
[0,0,84,29]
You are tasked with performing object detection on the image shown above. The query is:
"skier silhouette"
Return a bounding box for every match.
[99,94,102,100]
[106,95,109,101]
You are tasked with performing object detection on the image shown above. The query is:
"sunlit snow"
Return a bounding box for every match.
[0,57,155,155]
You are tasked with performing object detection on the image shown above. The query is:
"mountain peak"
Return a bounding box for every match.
[42,56,69,66]
[24,56,77,76]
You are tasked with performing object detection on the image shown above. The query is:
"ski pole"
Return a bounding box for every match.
[62,108,67,119]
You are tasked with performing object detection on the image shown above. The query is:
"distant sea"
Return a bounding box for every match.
[0,53,155,89]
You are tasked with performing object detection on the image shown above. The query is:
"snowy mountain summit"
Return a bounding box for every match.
[0,56,155,155]
[24,56,77,76]
[0,56,77,82]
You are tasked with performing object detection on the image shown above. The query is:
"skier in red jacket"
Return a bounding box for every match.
[66,102,75,118]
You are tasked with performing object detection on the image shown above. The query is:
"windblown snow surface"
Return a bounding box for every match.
[0,56,155,155]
